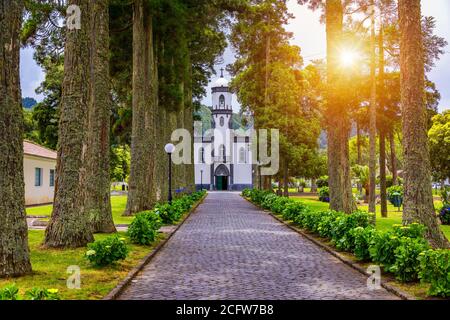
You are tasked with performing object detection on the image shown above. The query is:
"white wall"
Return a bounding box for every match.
[24,155,56,205]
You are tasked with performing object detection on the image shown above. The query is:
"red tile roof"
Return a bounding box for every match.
[23,140,57,160]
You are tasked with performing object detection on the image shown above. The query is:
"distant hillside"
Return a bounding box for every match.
[22,97,37,109]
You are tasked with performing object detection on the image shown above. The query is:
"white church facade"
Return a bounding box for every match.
[194,72,253,191]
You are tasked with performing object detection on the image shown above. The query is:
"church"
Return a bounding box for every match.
[194,71,253,191]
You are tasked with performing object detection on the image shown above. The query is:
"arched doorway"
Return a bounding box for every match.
[214,164,229,191]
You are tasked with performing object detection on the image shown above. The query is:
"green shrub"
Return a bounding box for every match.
[387,185,404,205]
[389,237,430,282]
[316,176,328,188]
[249,189,272,204]
[128,211,162,245]
[270,197,293,214]
[418,249,450,297]
[317,211,343,238]
[392,223,426,239]
[331,211,372,252]
[25,288,61,300]
[318,187,330,202]
[242,188,251,198]
[282,201,309,221]
[351,226,378,261]
[261,193,278,210]
[369,231,401,269]
[86,235,129,267]
[0,284,19,300]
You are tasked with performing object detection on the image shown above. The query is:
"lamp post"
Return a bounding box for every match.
[200,169,203,191]
[164,143,175,204]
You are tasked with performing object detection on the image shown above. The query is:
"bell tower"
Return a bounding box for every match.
[211,68,232,130]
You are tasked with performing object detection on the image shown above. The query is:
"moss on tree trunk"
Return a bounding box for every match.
[86,0,116,233]
[0,0,32,276]
[44,0,94,248]
[398,0,449,248]
[124,0,156,215]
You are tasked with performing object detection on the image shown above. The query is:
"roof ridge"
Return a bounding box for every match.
[23,139,57,153]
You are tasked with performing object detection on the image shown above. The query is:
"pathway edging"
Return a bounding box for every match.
[241,195,416,301]
[103,193,207,300]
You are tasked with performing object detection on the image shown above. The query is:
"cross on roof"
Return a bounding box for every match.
[220,68,224,78]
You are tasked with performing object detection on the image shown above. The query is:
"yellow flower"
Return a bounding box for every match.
[86,249,96,256]
[48,289,59,294]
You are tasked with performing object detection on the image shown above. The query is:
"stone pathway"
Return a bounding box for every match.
[118,192,398,300]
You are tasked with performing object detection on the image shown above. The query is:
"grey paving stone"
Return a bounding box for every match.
[118,192,398,300]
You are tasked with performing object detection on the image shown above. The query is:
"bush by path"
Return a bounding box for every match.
[242,188,450,298]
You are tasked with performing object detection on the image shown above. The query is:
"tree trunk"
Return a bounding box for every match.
[45,0,94,248]
[389,130,398,185]
[368,1,377,218]
[379,129,388,217]
[398,0,449,248]
[0,0,32,276]
[124,0,156,215]
[86,0,116,233]
[326,0,354,213]
[378,24,388,218]
[311,178,317,193]
[356,124,363,195]
[283,161,289,197]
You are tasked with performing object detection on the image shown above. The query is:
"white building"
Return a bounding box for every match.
[194,72,253,191]
[23,140,56,205]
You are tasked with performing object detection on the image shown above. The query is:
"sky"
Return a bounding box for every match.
[20,0,450,112]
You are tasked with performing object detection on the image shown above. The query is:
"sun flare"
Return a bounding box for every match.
[340,49,360,67]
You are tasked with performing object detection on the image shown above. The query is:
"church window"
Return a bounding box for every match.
[199,147,205,163]
[239,147,246,163]
[220,117,224,127]
[219,95,225,108]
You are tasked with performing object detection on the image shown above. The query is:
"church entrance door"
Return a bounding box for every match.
[215,176,228,191]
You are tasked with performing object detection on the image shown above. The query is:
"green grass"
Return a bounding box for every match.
[26,195,134,226]
[0,230,164,300]
[292,195,450,240]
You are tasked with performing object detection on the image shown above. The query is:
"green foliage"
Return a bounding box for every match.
[153,191,205,225]
[127,211,162,245]
[318,186,330,202]
[242,188,252,198]
[86,235,128,267]
[0,284,19,300]
[110,144,131,182]
[25,287,61,300]
[316,176,329,188]
[428,110,450,181]
[387,185,404,199]
[270,197,293,214]
[316,211,344,238]
[282,201,309,221]
[369,232,402,269]
[389,237,430,282]
[351,226,378,261]
[261,193,278,210]
[331,211,372,252]
[418,249,450,297]
[392,223,426,239]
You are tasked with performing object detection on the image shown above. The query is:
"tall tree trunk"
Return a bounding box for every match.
[356,123,363,195]
[378,23,388,218]
[0,0,32,276]
[379,129,388,217]
[368,1,377,218]
[283,160,289,197]
[398,0,449,248]
[45,0,94,248]
[389,130,398,185]
[326,0,354,213]
[311,178,317,193]
[86,0,116,233]
[124,0,156,215]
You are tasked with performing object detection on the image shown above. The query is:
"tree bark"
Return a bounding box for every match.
[86,0,116,233]
[124,0,156,215]
[311,178,317,193]
[283,160,289,197]
[0,0,32,276]
[45,0,95,248]
[379,129,388,217]
[398,0,449,248]
[326,0,354,213]
[389,130,398,185]
[378,24,388,218]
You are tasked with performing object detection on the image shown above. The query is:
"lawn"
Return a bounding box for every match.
[0,230,165,300]
[26,195,134,225]
[292,195,450,240]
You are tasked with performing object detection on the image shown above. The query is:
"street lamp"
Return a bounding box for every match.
[164,143,175,204]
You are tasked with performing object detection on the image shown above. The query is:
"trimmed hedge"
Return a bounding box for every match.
[242,188,450,297]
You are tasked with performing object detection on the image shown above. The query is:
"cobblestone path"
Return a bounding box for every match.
[118,192,398,300]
